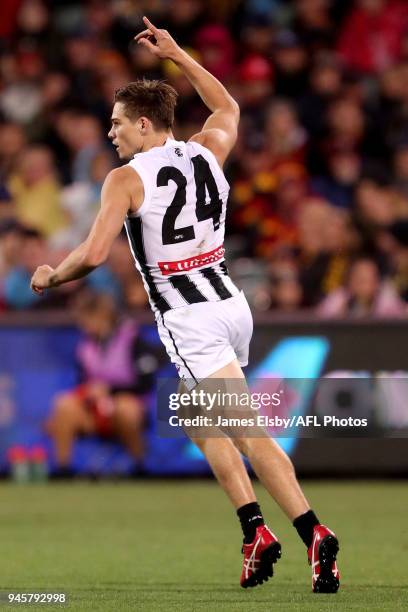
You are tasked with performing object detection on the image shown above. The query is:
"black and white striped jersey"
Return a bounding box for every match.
[124,138,240,317]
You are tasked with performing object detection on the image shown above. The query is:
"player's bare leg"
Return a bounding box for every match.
[193,436,256,508]
[236,437,310,518]
[191,435,281,587]
[184,372,281,587]
[208,359,309,518]
[207,359,340,592]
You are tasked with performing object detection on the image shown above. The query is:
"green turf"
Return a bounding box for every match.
[0,480,406,611]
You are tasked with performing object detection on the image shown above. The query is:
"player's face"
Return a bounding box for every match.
[108,102,143,160]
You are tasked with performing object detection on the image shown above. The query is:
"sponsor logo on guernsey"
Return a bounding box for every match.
[158,245,225,275]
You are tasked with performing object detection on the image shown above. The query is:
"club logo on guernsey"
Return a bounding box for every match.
[158,245,225,275]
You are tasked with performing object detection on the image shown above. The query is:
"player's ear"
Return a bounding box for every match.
[139,116,149,133]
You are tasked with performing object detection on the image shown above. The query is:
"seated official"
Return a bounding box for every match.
[46,290,162,475]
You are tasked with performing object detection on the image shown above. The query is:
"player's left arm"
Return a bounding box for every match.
[30,166,141,294]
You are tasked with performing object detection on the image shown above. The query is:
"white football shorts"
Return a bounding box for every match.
[156,291,253,386]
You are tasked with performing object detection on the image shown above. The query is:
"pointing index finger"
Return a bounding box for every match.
[143,16,159,34]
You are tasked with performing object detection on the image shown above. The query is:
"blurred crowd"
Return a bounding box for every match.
[1,0,408,317]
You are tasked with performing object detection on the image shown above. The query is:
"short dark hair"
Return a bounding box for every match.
[114,79,177,130]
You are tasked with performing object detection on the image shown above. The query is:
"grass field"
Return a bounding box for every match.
[0,480,406,611]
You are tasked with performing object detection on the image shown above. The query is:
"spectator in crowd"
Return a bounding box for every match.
[195,24,235,81]
[0,219,26,309]
[321,98,366,163]
[161,0,205,47]
[299,54,343,142]
[0,122,27,178]
[237,53,274,124]
[55,149,114,249]
[393,143,408,199]
[297,200,358,306]
[240,12,275,59]
[265,98,308,164]
[63,31,100,110]
[293,0,336,53]
[269,255,304,311]
[2,226,57,309]
[46,290,164,476]
[353,177,408,267]
[337,0,408,74]
[59,114,109,184]
[0,54,43,129]
[311,148,361,208]
[0,185,15,222]
[273,30,309,99]
[317,256,407,317]
[257,169,308,259]
[7,145,67,238]
[106,236,149,310]
[389,219,408,301]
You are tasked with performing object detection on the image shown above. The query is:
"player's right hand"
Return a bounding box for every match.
[30,264,55,295]
[134,16,180,61]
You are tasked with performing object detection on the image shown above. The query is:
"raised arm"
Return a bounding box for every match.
[135,16,239,166]
[30,166,142,294]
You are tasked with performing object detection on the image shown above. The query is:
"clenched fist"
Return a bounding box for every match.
[30,265,56,295]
